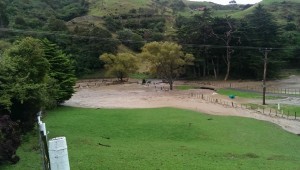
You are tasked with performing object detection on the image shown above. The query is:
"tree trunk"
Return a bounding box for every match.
[211,58,217,79]
[169,80,173,90]
[224,47,231,81]
[224,60,230,81]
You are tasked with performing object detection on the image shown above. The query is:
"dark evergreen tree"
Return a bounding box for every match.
[42,39,76,104]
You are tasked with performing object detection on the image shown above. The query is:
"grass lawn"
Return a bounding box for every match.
[175,85,194,90]
[3,107,300,169]
[217,88,282,100]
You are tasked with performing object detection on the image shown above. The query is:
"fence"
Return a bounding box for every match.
[190,92,300,121]
[37,112,70,170]
[37,112,50,170]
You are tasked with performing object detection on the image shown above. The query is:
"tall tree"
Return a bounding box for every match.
[0,1,9,28]
[1,37,50,131]
[42,39,76,104]
[244,4,281,79]
[100,53,138,81]
[177,9,215,78]
[212,16,240,81]
[245,4,279,47]
[140,41,194,90]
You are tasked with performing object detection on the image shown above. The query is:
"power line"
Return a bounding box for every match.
[0,27,299,51]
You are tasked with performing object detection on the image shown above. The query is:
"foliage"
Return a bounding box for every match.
[176,9,217,78]
[0,1,9,27]
[0,37,76,165]
[0,115,20,165]
[245,4,279,47]
[140,41,194,90]
[0,36,76,129]
[117,29,145,52]
[0,37,50,131]
[46,17,68,32]
[103,16,123,32]
[42,39,76,104]
[65,26,119,75]
[5,0,88,29]
[100,53,138,81]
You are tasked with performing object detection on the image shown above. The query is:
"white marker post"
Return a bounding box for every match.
[49,137,70,170]
[278,103,280,110]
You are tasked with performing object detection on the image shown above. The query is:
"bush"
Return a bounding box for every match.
[0,115,21,164]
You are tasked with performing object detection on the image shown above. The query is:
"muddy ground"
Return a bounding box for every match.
[64,76,300,134]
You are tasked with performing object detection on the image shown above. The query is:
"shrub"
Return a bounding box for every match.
[0,115,21,164]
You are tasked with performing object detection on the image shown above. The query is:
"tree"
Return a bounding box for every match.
[117,29,144,52]
[66,26,119,75]
[42,39,76,104]
[140,41,194,90]
[100,53,138,81]
[176,9,215,78]
[245,4,279,47]
[2,37,50,131]
[243,5,281,79]
[212,16,240,81]
[0,1,9,28]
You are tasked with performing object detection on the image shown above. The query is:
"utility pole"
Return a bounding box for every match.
[260,48,272,105]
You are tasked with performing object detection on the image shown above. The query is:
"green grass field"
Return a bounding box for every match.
[175,85,194,90]
[3,107,300,170]
[217,88,283,100]
[217,89,263,99]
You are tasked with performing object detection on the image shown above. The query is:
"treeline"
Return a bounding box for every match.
[0,37,76,164]
[176,5,299,80]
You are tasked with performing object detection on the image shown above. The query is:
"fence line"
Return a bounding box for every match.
[190,92,299,121]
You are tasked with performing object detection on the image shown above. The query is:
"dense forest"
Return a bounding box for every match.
[0,0,300,164]
[0,0,299,78]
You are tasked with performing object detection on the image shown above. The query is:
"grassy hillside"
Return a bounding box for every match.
[87,0,152,16]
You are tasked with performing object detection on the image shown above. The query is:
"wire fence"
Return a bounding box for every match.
[190,92,300,121]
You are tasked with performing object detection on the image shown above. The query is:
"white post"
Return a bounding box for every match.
[278,103,280,110]
[49,137,70,170]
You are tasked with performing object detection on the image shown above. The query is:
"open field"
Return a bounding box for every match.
[8,107,300,170]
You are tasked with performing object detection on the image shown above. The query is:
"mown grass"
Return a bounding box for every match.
[217,88,284,100]
[217,89,262,99]
[175,85,194,90]
[269,104,300,117]
[3,106,300,169]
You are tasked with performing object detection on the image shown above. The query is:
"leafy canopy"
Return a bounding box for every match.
[140,41,194,90]
[100,53,138,81]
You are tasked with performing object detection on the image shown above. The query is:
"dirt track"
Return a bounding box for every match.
[64,78,300,135]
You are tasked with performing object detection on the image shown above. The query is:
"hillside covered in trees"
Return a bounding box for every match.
[0,0,299,78]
